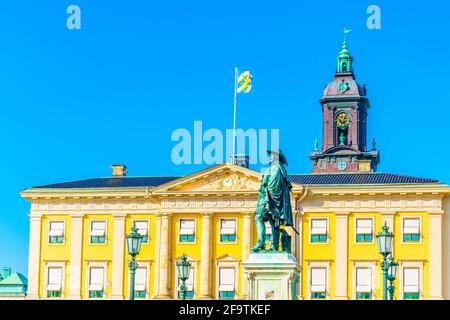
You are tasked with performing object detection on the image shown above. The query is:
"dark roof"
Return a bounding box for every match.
[288,173,438,185]
[31,173,439,189]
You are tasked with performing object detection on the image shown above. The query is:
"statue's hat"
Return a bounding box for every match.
[267,148,287,164]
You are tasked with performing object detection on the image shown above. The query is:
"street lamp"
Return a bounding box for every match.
[126,227,143,300]
[387,256,399,300]
[376,222,394,300]
[176,255,191,300]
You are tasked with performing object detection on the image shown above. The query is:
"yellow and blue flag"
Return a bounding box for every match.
[236,71,252,93]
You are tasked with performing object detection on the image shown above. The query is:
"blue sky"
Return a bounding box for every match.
[0,0,449,275]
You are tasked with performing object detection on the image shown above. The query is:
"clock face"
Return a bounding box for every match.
[336,113,350,129]
[223,177,233,188]
[337,160,347,171]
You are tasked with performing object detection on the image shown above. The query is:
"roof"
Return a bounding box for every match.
[30,172,439,189]
[0,273,28,286]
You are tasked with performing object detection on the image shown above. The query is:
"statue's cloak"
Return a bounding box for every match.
[255,162,293,227]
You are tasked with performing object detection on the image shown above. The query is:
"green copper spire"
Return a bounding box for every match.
[337,40,354,73]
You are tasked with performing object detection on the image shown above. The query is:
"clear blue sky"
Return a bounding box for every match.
[0,0,449,275]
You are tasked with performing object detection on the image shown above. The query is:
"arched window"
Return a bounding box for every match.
[342,62,347,72]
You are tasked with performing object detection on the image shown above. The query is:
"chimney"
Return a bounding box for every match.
[111,164,127,177]
[231,154,249,168]
[2,267,11,279]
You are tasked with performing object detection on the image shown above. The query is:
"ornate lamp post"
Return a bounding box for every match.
[376,222,394,300]
[387,256,399,300]
[176,255,191,300]
[126,227,143,300]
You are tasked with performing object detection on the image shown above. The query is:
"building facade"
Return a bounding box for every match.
[20,42,450,300]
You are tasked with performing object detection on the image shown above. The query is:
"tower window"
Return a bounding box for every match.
[342,62,347,72]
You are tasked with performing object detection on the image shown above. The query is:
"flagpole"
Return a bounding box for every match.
[232,66,238,164]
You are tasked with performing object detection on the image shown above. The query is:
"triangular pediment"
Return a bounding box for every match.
[151,163,262,194]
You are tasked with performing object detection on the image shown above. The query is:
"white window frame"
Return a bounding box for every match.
[399,261,423,300]
[178,218,197,244]
[133,219,150,245]
[85,261,108,299]
[214,256,239,299]
[401,216,422,244]
[48,220,66,245]
[128,260,150,299]
[309,217,329,244]
[306,261,330,299]
[173,256,198,299]
[351,261,376,299]
[89,220,107,245]
[354,217,375,244]
[219,217,238,244]
[43,261,66,299]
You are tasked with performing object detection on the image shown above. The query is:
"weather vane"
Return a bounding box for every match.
[343,27,352,42]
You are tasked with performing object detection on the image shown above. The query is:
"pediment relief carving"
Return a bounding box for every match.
[167,170,261,193]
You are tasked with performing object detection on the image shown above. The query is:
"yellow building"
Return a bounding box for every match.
[19,42,450,300]
[20,162,450,300]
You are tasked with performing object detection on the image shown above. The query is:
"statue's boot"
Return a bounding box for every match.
[252,241,265,252]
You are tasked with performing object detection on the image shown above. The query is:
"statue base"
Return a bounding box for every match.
[243,252,301,300]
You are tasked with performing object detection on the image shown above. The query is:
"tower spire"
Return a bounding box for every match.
[337,38,353,74]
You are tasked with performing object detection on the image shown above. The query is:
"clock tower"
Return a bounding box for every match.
[310,41,380,173]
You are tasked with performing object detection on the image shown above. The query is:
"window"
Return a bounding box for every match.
[356,219,373,243]
[90,221,106,244]
[311,219,327,243]
[134,267,147,298]
[403,218,420,242]
[310,268,326,299]
[356,267,372,299]
[178,267,194,299]
[47,267,63,298]
[220,219,236,242]
[179,219,195,243]
[88,267,105,298]
[133,221,149,243]
[342,62,347,72]
[265,221,273,242]
[403,268,420,299]
[48,221,64,244]
[218,268,235,300]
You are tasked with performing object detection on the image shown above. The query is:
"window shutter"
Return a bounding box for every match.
[221,219,236,235]
[89,267,104,291]
[135,267,147,291]
[310,268,326,292]
[403,268,419,293]
[356,267,372,292]
[356,219,373,234]
[47,267,63,290]
[311,220,327,235]
[180,220,195,235]
[218,268,235,291]
[134,221,148,236]
[403,219,420,234]
[91,221,106,236]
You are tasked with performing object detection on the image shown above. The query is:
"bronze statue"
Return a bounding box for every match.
[252,148,293,252]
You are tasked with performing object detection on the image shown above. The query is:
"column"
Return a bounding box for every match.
[153,214,161,297]
[157,213,171,298]
[111,214,126,299]
[241,212,253,299]
[334,212,349,299]
[297,211,304,299]
[68,214,83,299]
[27,213,42,299]
[428,210,444,299]
[199,213,213,299]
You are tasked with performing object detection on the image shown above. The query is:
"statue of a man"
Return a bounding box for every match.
[252,148,293,252]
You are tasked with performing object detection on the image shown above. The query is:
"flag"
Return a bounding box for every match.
[236,71,252,93]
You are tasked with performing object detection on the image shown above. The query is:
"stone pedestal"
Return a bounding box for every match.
[243,253,301,300]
